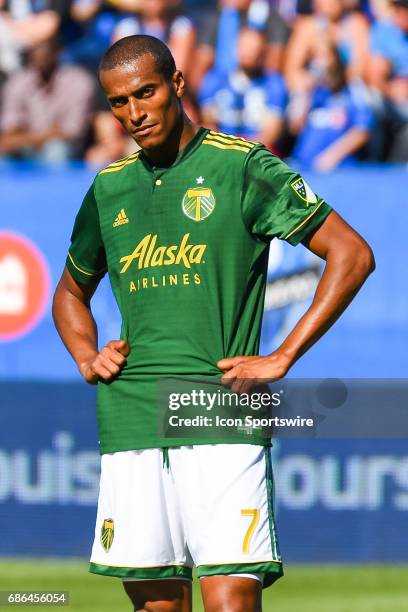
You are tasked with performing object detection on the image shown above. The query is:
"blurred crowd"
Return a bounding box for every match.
[0,0,407,168]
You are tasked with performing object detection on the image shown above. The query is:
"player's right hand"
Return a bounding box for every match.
[80,340,130,384]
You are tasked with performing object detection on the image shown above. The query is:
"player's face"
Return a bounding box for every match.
[100,54,184,151]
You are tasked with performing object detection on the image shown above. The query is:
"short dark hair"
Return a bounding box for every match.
[99,35,176,81]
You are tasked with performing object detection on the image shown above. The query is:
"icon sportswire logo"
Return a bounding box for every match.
[113,208,129,227]
[119,233,207,273]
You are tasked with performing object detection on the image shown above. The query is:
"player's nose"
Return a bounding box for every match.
[128,97,146,125]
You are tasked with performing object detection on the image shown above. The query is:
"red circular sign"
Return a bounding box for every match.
[0,232,51,342]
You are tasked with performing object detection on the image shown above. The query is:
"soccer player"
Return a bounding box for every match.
[53,35,375,612]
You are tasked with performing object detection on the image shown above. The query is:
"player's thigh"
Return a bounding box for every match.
[200,575,262,612]
[123,578,192,612]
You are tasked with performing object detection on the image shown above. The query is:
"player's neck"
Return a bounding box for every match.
[143,115,199,168]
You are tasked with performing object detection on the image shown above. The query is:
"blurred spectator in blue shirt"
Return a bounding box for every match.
[112,0,195,76]
[199,27,286,150]
[368,0,408,160]
[192,0,290,92]
[199,28,286,148]
[65,0,120,71]
[292,41,373,169]
[367,0,393,20]
[370,0,408,84]
[285,0,370,95]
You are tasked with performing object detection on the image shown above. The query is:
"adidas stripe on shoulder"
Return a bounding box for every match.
[202,131,257,153]
[99,151,140,175]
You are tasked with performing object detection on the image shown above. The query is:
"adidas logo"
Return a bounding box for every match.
[113,208,129,227]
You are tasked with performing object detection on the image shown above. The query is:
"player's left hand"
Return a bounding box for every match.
[217,353,292,394]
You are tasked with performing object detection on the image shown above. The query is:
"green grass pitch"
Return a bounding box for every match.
[1,560,407,611]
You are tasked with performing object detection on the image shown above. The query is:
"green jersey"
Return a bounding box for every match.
[67,128,332,453]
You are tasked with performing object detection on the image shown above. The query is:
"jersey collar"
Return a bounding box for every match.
[139,127,208,172]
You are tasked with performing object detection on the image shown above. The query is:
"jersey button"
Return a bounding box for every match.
[155,179,162,186]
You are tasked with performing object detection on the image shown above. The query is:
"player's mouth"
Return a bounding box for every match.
[131,124,157,138]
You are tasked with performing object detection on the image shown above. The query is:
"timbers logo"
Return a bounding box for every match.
[101,518,114,552]
[182,187,216,221]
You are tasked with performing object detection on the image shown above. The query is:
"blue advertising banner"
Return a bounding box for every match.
[1,382,407,561]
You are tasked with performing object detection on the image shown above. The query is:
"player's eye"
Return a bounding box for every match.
[110,97,127,108]
[141,87,155,98]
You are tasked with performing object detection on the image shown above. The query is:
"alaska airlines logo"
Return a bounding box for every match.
[182,187,216,221]
[119,233,206,273]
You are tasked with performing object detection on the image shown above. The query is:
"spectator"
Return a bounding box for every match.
[85,108,137,167]
[285,0,370,93]
[0,0,69,80]
[199,27,286,150]
[191,0,290,91]
[291,41,374,170]
[112,0,196,76]
[368,0,408,160]
[0,36,95,162]
[184,0,217,29]
[66,0,120,71]
[367,0,393,20]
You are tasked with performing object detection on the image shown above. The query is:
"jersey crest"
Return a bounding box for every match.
[181,187,216,222]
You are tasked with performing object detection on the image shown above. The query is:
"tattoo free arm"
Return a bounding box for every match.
[53,267,129,384]
[218,211,375,393]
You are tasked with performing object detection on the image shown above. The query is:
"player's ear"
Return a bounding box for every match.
[172,70,185,99]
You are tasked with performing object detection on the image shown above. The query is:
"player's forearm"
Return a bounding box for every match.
[273,240,375,368]
[52,283,99,376]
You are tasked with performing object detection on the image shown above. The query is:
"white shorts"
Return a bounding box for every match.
[89,444,283,588]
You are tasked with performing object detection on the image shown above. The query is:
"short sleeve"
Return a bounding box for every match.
[66,183,107,284]
[241,147,333,246]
